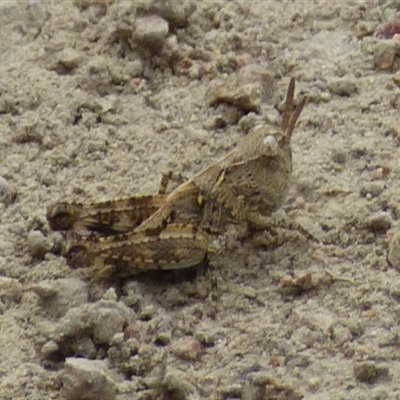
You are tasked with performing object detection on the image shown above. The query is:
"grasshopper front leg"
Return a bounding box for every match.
[63,223,210,278]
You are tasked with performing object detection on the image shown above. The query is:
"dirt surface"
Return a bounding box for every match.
[2,1,400,399]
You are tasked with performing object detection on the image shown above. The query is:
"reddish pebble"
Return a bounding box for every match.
[171,337,203,361]
[178,57,193,69]
[270,356,280,367]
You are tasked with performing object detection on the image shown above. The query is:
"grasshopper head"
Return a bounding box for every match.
[237,78,307,162]
[243,78,307,217]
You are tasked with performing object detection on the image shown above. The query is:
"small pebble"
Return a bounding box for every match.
[208,81,261,112]
[30,278,88,318]
[171,337,203,361]
[50,297,133,359]
[110,332,124,346]
[308,377,320,389]
[126,338,140,354]
[350,143,368,159]
[331,148,347,164]
[238,112,259,134]
[124,59,144,78]
[0,277,23,305]
[194,329,217,346]
[56,48,84,71]
[214,104,243,126]
[370,167,387,181]
[155,332,171,346]
[374,41,397,70]
[139,304,157,321]
[354,361,390,383]
[62,358,117,400]
[134,16,169,52]
[388,231,400,270]
[239,286,257,299]
[41,340,59,358]
[328,79,358,96]
[137,0,196,28]
[366,212,392,232]
[101,288,118,302]
[73,336,97,359]
[360,182,385,198]
[92,306,127,345]
[26,230,52,259]
[161,367,198,398]
[293,196,305,208]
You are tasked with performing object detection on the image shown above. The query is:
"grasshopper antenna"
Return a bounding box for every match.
[283,95,308,146]
[280,77,308,146]
[281,77,295,134]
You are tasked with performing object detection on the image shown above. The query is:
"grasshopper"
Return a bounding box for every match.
[47,78,307,276]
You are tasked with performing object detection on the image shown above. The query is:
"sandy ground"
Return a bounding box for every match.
[2,1,400,399]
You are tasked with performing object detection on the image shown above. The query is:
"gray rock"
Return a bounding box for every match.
[26,230,52,259]
[56,48,84,71]
[50,296,134,358]
[134,15,169,52]
[139,304,157,321]
[30,278,88,318]
[0,277,23,306]
[366,212,392,232]
[171,337,203,361]
[61,358,117,400]
[92,304,127,345]
[124,59,144,78]
[137,0,196,28]
[208,81,261,113]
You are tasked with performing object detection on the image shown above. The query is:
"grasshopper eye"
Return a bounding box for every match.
[263,135,278,156]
